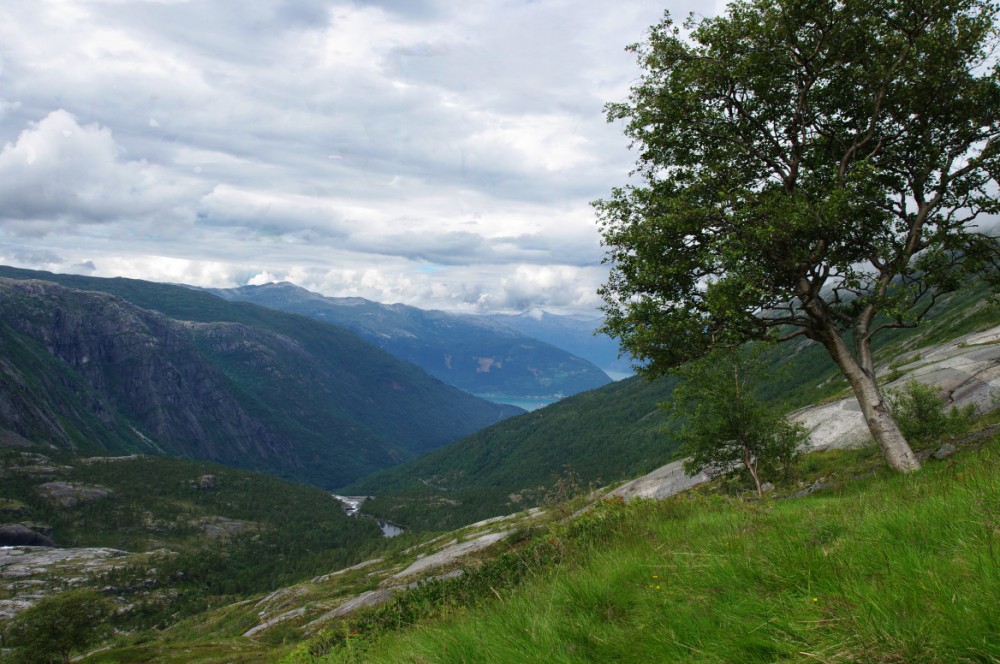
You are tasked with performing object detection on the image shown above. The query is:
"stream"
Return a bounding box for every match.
[332,494,404,538]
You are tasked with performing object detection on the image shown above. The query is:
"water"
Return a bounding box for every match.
[377,520,404,538]
[477,395,560,411]
[332,494,405,538]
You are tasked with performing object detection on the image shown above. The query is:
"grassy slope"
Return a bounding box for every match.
[344,283,999,531]
[292,420,1000,664]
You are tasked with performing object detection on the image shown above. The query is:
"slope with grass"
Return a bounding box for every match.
[345,285,1000,531]
[290,418,1000,663]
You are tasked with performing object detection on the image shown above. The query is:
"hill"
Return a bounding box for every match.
[0,449,386,629]
[207,282,612,403]
[345,283,1000,530]
[0,269,521,488]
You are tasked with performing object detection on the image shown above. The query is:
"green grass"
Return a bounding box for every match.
[289,431,1000,663]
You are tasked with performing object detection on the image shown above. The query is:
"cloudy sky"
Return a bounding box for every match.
[0,0,718,314]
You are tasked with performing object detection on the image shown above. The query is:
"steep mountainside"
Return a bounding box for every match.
[207,282,612,400]
[0,272,521,488]
[485,310,635,378]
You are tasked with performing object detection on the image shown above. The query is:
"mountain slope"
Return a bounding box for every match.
[207,282,612,400]
[485,310,634,378]
[0,270,521,488]
[345,283,1000,529]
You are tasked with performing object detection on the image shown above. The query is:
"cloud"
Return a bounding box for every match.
[0,0,681,314]
[0,110,204,230]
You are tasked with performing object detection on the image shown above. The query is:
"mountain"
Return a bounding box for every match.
[206,282,612,401]
[485,310,635,378]
[0,269,521,488]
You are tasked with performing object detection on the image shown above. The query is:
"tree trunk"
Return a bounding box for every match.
[821,331,921,473]
[743,442,764,497]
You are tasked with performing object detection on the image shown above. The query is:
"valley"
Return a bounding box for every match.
[0,273,996,662]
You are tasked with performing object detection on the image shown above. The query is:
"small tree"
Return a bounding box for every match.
[597,0,1000,474]
[3,589,112,664]
[885,380,976,447]
[670,347,805,497]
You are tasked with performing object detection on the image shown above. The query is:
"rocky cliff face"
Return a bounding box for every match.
[0,276,521,487]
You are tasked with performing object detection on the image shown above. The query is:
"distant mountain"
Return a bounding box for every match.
[208,283,612,400]
[0,268,522,488]
[484,310,635,378]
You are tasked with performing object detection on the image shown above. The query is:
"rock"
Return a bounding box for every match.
[192,516,254,540]
[608,459,712,502]
[79,455,142,464]
[388,530,512,582]
[35,482,112,508]
[933,443,958,460]
[193,474,219,490]
[311,557,384,584]
[760,482,775,493]
[0,428,33,447]
[789,481,830,499]
[243,607,306,637]
[304,588,398,630]
[0,524,55,547]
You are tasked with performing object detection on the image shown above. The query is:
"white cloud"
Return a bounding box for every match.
[0,110,204,228]
[0,0,687,314]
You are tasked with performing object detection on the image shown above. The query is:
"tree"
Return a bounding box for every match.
[3,589,112,664]
[670,347,805,496]
[597,0,1000,472]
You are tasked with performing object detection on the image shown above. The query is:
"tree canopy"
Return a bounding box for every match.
[3,589,112,664]
[597,0,1000,471]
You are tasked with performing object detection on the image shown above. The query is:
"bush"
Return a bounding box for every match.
[885,380,975,447]
[2,589,113,664]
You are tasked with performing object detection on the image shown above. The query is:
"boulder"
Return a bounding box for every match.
[0,524,55,547]
[36,482,112,508]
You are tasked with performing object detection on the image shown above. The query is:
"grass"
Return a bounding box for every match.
[288,428,1000,663]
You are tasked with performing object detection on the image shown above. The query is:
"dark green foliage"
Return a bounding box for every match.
[886,381,977,447]
[671,347,805,495]
[2,589,112,663]
[343,376,683,530]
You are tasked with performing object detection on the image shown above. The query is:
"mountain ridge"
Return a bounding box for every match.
[206,282,613,401]
[0,270,522,488]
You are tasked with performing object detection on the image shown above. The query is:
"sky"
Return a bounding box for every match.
[0,0,720,315]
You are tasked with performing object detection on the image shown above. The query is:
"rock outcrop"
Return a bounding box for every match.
[0,524,55,547]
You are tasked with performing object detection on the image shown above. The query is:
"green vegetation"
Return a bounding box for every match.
[3,589,113,663]
[290,426,1000,663]
[886,380,978,447]
[0,453,384,632]
[671,347,805,496]
[0,269,519,488]
[347,284,999,532]
[596,0,1000,472]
